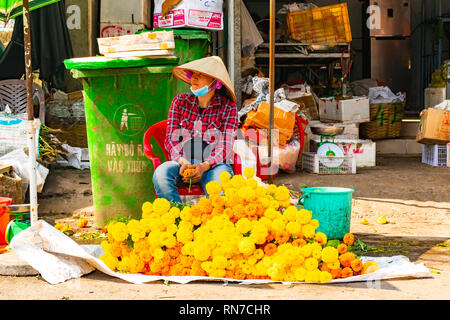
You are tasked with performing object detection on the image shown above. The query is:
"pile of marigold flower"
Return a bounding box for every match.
[99,168,379,282]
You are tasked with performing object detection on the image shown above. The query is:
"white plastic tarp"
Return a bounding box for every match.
[10,220,432,285]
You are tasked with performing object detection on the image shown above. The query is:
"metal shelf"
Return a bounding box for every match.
[255,42,351,59]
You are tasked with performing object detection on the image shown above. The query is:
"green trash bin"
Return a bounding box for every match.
[65,62,178,227]
[138,28,211,94]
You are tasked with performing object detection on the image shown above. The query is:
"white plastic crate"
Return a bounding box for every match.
[421,144,448,167]
[302,152,356,174]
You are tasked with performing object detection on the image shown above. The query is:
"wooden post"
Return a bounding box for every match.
[23,0,34,121]
[23,0,39,225]
[268,0,276,183]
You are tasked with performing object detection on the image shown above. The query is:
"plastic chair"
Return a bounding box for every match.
[0,79,46,124]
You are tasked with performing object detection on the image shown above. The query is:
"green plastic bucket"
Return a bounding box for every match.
[6,220,30,244]
[298,187,354,240]
[66,63,178,227]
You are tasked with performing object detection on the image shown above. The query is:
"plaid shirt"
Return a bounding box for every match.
[165,92,238,167]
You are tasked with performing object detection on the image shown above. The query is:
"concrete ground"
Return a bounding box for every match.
[0,156,449,300]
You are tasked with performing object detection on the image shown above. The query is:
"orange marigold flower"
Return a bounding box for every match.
[266,230,276,242]
[275,231,290,244]
[351,258,363,272]
[264,243,278,256]
[233,267,246,280]
[161,265,170,276]
[343,233,355,246]
[292,238,307,247]
[341,267,354,278]
[330,267,342,279]
[362,261,380,274]
[339,252,356,268]
[337,243,348,254]
[320,263,329,272]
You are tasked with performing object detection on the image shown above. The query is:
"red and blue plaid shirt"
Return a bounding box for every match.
[165,92,238,167]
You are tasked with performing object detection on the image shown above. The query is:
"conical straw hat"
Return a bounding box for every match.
[172,56,236,103]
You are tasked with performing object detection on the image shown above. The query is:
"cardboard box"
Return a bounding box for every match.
[153,0,224,30]
[289,95,319,120]
[100,22,146,38]
[100,0,151,26]
[319,96,370,123]
[97,31,175,54]
[416,107,450,145]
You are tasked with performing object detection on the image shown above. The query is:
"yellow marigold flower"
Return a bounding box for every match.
[219,171,232,183]
[166,223,178,235]
[191,216,202,226]
[180,207,192,221]
[271,218,286,233]
[152,198,171,215]
[267,265,286,281]
[236,218,252,234]
[267,184,277,195]
[305,257,319,271]
[274,186,290,201]
[206,180,222,196]
[243,167,255,179]
[309,219,319,229]
[253,248,264,260]
[312,248,322,261]
[238,238,256,256]
[286,221,302,237]
[302,224,315,239]
[225,259,236,270]
[319,271,333,283]
[153,247,165,261]
[109,222,129,243]
[283,206,298,221]
[100,252,119,271]
[327,261,341,270]
[231,175,246,189]
[194,244,211,261]
[169,207,181,218]
[212,256,228,269]
[293,266,307,281]
[141,201,153,216]
[201,261,214,274]
[314,232,327,245]
[299,244,313,257]
[321,246,339,264]
[297,209,312,225]
[305,269,321,283]
[181,241,195,256]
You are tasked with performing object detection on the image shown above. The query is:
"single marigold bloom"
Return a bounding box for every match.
[343,233,355,246]
[362,261,380,274]
[275,231,290,244]
[320,263,329,272]
[339,252,356,268]
[292,238,307,247]
[329,267,342,279]
[182,168,196,177]
[351,258,363,272]
[341,267,354,278]
[263,243,278,256]
[266,230,276,242]
[337,243,348,254]
[233,267,246,280]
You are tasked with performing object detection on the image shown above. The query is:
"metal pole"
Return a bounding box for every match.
[23,0,38,225]
[268,0,275,184]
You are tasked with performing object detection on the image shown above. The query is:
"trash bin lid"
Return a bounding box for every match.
[64,56,179,71]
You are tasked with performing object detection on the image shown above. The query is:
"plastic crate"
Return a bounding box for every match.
[421,144,449,167]
[302,152,356,174]
[286,3,352,44]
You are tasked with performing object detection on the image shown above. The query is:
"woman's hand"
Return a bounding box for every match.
[178,157,191,178]
[183,162,211,184]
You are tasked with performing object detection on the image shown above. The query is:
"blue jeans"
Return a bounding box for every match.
[152,160,234,203]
